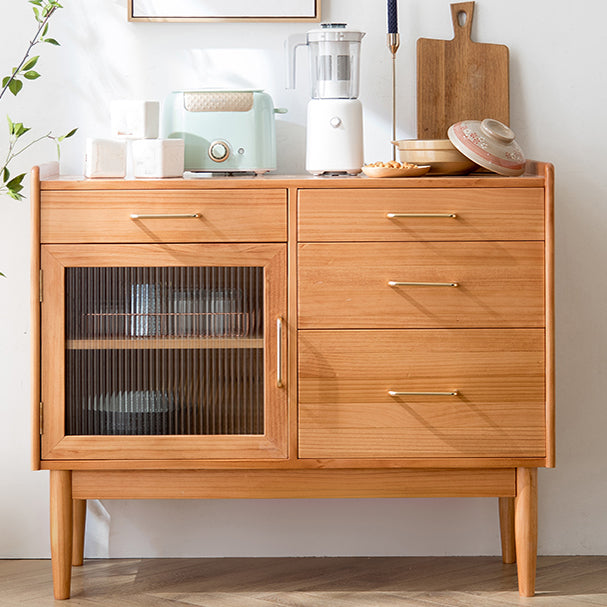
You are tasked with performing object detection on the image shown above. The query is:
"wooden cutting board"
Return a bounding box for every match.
[417,1,509,139]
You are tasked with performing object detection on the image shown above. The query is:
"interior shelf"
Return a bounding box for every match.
[66,337,264,350]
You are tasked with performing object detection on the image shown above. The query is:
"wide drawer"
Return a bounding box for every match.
[298,329,546,459]
[298,188,545,241]
[298,242,544,328]
[40,190,287,243]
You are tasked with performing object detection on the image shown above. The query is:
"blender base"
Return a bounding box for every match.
[306,99,364,176]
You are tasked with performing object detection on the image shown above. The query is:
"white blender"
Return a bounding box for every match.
[287,23,365,175]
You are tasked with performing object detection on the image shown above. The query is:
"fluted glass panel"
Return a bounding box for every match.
[65,266,264,436]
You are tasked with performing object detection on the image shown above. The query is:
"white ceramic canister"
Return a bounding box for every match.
[131,138,185,178]
[84,138,127,178]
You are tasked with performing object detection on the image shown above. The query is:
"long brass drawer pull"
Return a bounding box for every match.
[386,212,457,218]
[276,317,284,389]
[388,281,459,288]
[130,213,202,220]
[389,391,459,397]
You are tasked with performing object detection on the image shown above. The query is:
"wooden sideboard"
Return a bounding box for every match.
[31,162,554,599]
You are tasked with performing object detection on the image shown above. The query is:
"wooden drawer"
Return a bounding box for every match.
[298,188,545,241]
[298,329,546,459]
[40,190,287,243]
[298,242,544,328]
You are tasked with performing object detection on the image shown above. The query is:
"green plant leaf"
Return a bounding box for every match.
[29,0,43,6]
[6,173,26,191]
[0,271,6,278]
[58,127,77,141]
[6,116,14,133]
[22,56,39,71]
[44,38,60,46]
[2,76,10,88]
[2,167,9,182]
[7,189,24,201]
[8,78,23,95]
[24,70,41,80]
[42,22,49,36]
[12,122,24,136]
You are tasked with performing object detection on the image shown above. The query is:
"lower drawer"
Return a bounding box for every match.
[298,329,546,459]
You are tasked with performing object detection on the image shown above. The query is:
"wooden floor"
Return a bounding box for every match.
[1,556,606,606]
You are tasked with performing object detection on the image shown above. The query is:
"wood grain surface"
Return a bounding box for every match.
[40,190,287,243]
[298,187,544,242]
[299,329,545,459]
[417,1,509,139]
[4,556,606,606]
[298,241,545,329]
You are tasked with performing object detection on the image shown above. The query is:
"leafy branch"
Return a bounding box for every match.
[1,0,77,202]
[1,0,62,99]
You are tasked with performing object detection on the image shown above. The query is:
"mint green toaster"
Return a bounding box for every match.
[161,90,282,174]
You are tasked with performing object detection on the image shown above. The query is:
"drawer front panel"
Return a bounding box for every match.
[299,329,546,459]
[41,190,287,243]
[298,188,545,242]
[298,242,544,328]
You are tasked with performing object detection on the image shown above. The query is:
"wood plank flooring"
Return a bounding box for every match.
[1,556,606,606]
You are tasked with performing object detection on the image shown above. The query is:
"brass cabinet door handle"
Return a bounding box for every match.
[388,391,459,397]
[130,213,202,219]
[276,317,284,389]
[388,281,459,287]
[386,212,457,218]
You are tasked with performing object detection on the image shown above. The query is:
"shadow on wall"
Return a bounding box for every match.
[276,120,306,174]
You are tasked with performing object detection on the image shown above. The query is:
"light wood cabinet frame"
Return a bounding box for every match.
[40,243,288,461]
[31,163,554,599]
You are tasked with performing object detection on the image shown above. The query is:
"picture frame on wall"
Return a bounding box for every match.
[128,0,321,22]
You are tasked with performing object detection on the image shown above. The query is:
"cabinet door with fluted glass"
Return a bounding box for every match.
[40,243,287,461]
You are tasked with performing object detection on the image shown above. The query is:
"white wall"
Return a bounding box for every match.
[1,0,606,558]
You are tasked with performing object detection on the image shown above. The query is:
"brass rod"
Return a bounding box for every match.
[388,281,459,288]
[129,213,202,220]
[387,212,457,219]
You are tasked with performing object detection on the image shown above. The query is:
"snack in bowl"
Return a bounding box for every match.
[362,160,431,178]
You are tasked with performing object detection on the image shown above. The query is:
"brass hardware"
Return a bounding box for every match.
[129,213,202,220]
[389,391,459,397]
[39,269,43,303]
[276,317,284,388]
[39,402,44,434]
[386,212,457,218]
[388,281,459,287]
[387,33,400,160]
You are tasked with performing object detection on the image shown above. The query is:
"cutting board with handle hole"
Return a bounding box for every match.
[417,1,509,140]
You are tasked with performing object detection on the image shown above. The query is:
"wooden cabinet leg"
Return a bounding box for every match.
[498,497,516,564]
[50,471,73,600]
[515,467,538,597]
[72,499,87,567]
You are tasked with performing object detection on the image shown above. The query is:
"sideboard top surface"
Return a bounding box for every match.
[40,165,550,191]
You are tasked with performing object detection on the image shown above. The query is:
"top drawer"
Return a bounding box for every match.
[298,188,545,241]
[40,190,287,243]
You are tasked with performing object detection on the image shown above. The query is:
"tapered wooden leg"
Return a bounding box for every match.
[72,499,87,567]
[50,470,73,600]
[498,497,516,564]
[515,467,538,597]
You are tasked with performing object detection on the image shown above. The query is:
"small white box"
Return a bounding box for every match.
[132,139,185,179]
[110,100,159,139]
[84,138,127,178]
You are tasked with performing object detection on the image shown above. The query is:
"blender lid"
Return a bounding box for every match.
[307,23,365,42]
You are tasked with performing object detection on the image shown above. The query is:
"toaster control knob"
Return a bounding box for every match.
[330,116,342,128]
[209,140,230,162]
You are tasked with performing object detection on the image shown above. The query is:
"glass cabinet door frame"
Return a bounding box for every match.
[40,243,287,461]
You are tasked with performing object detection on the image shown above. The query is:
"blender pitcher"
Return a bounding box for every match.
[287,23,366,175]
